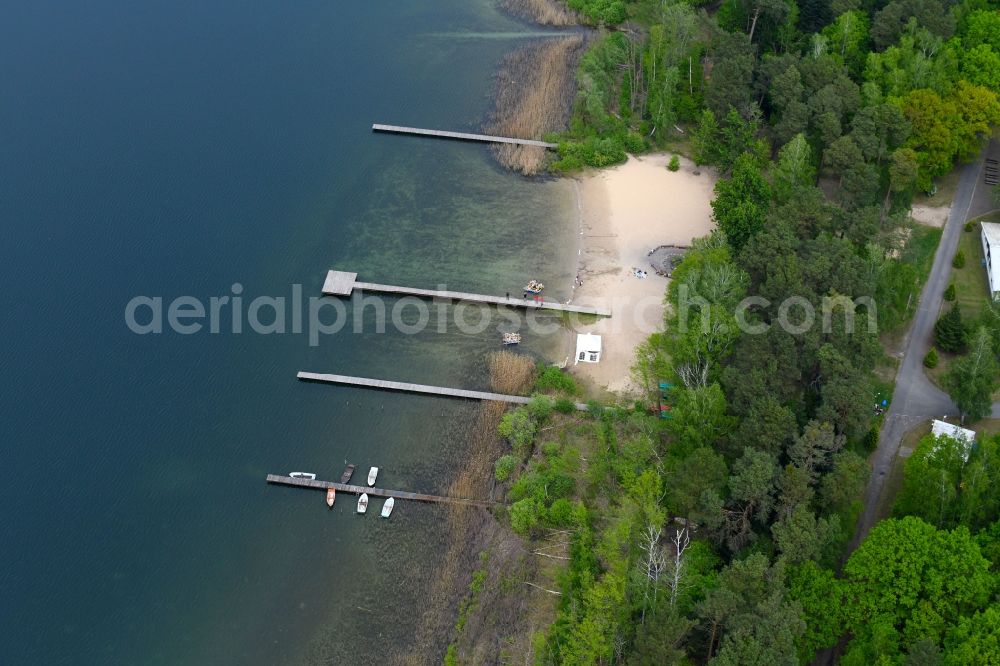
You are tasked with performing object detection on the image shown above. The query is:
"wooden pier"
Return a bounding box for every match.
[266,474,500,508]
[321,270,611,317]
[298,371,590,411]
[372,123,558,149]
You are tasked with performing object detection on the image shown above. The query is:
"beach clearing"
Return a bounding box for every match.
[566,153,717,395]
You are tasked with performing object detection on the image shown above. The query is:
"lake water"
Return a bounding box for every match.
[0,1,577,663]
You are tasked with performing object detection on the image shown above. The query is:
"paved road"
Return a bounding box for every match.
[849,152,988,551]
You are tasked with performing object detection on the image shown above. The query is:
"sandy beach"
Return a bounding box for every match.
[565,154,717,395]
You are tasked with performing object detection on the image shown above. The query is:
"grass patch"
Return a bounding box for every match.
[951,219,992,320]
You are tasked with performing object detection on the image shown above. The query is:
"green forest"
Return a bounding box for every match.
[479,0,1000,663]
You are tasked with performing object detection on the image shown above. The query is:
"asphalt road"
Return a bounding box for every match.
[849,151,989,551]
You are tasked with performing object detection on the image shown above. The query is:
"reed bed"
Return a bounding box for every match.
[485,35,587,175]
[401,354,535,663]
[487,350,538,395]
[498,0,578,26]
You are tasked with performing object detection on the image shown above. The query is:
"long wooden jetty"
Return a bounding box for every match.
[373,123,558,149]
[298,371,590,411]
[266,474,500,508]
[322,270,610,317]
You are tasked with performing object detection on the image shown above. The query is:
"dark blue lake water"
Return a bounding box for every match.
[0,1,576,663]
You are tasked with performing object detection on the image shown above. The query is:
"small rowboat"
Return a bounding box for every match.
[381,497,395,518]
[326,488,335,507]
[368,466,379,486]
[502,332,521,346]
[289,472,316,480]
[340,464,355,484]
[524,280,544,294]
[357,493,369,514]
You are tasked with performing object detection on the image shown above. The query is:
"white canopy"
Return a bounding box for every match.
[575,333,602,364]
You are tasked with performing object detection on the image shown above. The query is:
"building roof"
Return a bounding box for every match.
[982,223,1000,295]
[576,333,602,352]
[931,419,976,461]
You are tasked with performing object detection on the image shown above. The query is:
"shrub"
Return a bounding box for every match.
[494,454,519,482]
[924,347,939,368]
[944,283,956,301]
[935,305,968,353]
[862,426,880,452]
[953,250,966,269]
[541,441,561,459]
[536,366,579,395]
[554,397,576,414]
[498,408,536,459]
[510,498,542,535]
[547,499,576,527]
[586,400,605,419]
[668,154,681,172]
[964,221,975,232]
[527,395,554,421]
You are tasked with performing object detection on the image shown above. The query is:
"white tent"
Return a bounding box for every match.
[931,419,976,461]
[980,222,1000,299]
[575,333,602,364]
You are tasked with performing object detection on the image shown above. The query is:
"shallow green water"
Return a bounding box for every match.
[0,0,577,663]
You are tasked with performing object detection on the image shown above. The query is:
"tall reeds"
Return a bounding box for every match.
[485,35,586,175]
[498,0,577,26]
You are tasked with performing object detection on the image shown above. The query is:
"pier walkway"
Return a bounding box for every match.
[321,270,611,317]
[298,372,587,412]
[297,371,590,411]
[266,474,500,508]
[372,123,558,149]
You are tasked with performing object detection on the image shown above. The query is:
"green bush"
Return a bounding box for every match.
[541,441,561,459]
[953,250,966,269]
[554,397,576,414]
[924,347,939,368]
[935,305,968,353]
[498,408,536,459]
[944,283,956,301]
[668,154,681,171]
[536,366,579,395]
[528,395,554,421]
[965,221,975,232]
[547,499,576,527]
[494,454,519,482]
[510,498,542,535]
[862,426,880,452]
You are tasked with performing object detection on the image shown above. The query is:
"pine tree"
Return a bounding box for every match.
[935,305,968,353]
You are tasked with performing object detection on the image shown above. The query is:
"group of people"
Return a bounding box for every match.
[632,267,648,279]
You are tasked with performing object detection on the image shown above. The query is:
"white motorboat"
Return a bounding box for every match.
[326,488,336,507]
[289,472,316,480]
[381,497,395,518]
[367,466,379,486]
[357,493,369,514]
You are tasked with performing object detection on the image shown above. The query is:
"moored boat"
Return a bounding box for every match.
[326,487,336,507]
[367,466,379,486]
[357,493,369,514]
[289,472,316,480]
[381,497,395,518]
[524,280,544,294]
[340,464,355,484]
[502,332,521,346]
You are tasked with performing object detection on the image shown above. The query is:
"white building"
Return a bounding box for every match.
[980,222,1000,300]
[575,333,602,364]
[931,419,976,461]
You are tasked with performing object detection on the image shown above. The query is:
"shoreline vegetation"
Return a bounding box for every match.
[486,35,587,175]
[497,0,579,26]
[433,0,1000,663]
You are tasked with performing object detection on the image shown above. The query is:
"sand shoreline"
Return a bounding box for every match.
[562,154,718,395]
